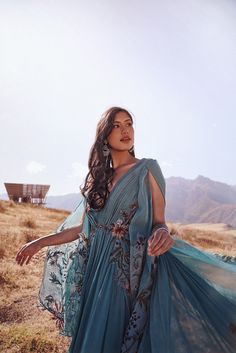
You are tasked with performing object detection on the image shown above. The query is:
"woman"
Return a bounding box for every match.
[16,107,236,353]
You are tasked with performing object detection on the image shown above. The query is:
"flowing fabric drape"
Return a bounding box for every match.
[38,158,236,353]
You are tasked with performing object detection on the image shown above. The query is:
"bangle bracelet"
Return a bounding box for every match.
[152,223,169,233]
[153,227,169,234]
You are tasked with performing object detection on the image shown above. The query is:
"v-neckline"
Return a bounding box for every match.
[108,158,145,197]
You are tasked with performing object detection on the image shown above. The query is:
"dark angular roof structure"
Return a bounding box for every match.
[4,183,50,204]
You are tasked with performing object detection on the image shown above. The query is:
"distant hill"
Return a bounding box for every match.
[0,192,82,212]
[1,174,236,227]
[165,175,236,227]
[45,193,82,211]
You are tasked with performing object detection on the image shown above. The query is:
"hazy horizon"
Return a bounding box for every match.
[1,172,235,198]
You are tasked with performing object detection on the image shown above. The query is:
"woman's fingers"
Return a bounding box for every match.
[16,250,23,264]
[150,231,171,252]
[25,255,32,265]
[147,230,174,256]
[148,233,154,246]
[20,254,30,266]
[148,230,161,247]
[16,245,27,261]
[19,255,25,266]
[151,237,173,256]
[15,248,22,261]
[16,240,42,266]
[16,244,31,265]
[148,229,165,249]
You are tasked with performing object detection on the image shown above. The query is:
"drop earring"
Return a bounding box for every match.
[103,140,110,166]
[129,145,134,154]
[103,140,110,157]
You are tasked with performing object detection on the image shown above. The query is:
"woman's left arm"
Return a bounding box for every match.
[147,170,174,256]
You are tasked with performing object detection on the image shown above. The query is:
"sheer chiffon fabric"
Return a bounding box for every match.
[38,158,236,353]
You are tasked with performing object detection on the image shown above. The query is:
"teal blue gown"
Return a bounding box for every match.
[38,158,236,353]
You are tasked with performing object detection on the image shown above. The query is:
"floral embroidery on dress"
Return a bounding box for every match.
[43,295,64,331]
[38,231,91,336]
[109,202,139,294]
[130,235,146,297]
[110,202,138,239]
[121,267,155,353]
[108,201,154,353]
[111,219,129,239]
[121,287,153,353]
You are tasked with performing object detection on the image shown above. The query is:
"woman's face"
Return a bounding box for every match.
[107,111,134,152]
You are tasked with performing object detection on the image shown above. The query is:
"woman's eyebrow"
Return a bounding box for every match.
[113,119,131,123]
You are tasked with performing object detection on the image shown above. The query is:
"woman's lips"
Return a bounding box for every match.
[120,138,131,142]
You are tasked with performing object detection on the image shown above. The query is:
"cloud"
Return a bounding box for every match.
[26,161,46,174]
[67,162,88,179]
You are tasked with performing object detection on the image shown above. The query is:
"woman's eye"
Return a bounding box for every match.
[113,122,132,129]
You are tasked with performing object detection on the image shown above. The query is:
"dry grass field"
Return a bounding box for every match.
[168,222,236,257]
[0,200,71,353]
[0,199,235,353]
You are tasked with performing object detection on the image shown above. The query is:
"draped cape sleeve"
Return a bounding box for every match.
[120,158,236,353]
[38,196,91,337]
[136,160,236,353]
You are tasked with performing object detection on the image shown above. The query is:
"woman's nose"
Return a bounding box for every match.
[121,126,129,134]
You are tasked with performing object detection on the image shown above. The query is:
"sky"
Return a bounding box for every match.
[0,0,236,196]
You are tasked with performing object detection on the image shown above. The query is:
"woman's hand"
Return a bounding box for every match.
[15,240,43,266]
[147,228,174,257]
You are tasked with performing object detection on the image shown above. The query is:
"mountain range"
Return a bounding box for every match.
[166,175,236,227]
[1,175,236,227]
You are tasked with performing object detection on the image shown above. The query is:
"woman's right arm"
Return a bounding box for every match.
[37,222,83,248]
[16,211,85,266]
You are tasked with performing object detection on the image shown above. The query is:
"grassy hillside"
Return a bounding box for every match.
[169,222,236,257]
[0,200,71,353]
[0,200,235,353]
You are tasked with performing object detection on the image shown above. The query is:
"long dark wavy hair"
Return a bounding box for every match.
[80,106,135,212]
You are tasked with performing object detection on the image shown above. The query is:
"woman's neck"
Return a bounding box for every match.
[110,151,138,169]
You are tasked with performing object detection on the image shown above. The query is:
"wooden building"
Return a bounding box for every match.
[4,183,50,205]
